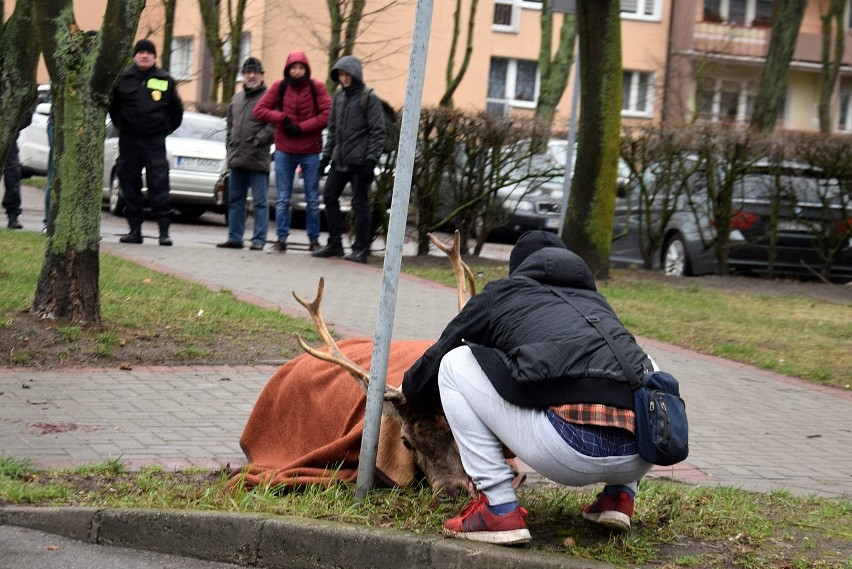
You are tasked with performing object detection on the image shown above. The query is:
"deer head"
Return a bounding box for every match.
[292,232,475,497]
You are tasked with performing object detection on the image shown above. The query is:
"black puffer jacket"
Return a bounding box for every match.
[402,235,651,412]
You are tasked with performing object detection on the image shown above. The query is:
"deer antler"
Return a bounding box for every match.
[292,277,371,392]
[428,230,476,311]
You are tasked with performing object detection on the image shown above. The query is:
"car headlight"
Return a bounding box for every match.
[515,200,534,212]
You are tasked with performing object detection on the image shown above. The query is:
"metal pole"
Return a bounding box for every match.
[356,0,435,499]
[558,35,580,239]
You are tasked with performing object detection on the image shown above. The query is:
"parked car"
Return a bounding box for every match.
[492,139,632,236]
[611,161,852,283]
[103,111,227,218]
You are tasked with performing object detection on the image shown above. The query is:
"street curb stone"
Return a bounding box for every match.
[0,506,632,569]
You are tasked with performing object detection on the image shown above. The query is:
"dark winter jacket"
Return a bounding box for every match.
[402,232,652,412]
[253,51,331,155]
[321,55,386,169]
[109,64,183,138]
[227,82,275,172]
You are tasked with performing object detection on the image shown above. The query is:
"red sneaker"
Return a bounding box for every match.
[582,491,634,532]
[443,493,531,545]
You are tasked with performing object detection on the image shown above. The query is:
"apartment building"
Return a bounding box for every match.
[14,0,852,133]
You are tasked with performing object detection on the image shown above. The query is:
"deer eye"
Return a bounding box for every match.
[401,436,413,450]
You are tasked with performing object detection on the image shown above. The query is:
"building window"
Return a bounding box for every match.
[621,0,660,20]
[703,0,774,26]
[839,88,852,132]
[696,78,757,124]
[622,71,654,117]
[486,57,539,114]
[492,0,543,33]
[224,32,252,78]
[169,36,193,80]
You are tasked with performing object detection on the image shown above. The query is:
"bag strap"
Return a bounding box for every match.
[518,276,642,390]
[277,79,320,115]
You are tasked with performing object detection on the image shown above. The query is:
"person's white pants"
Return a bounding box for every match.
[438,345,653,505]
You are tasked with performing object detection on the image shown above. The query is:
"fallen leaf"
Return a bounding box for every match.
[46,545,59,551]
[119,362,132,370]
[562,537,576,548]
[143,278,152,284]
[119,339,126,347]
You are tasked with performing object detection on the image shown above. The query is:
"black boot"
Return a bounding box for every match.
[7,215,22,229]
[158,218,172,246]
[120,224,143,244]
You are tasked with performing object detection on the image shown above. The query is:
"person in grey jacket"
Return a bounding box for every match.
[217,57,275,250]
[402,230,654,545]
[312,55,386,264]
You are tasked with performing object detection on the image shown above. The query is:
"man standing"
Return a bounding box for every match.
[313,55,386,264]
[3,107,34,229]
[217,57,275,250]
[402,230,655,545]
[109,38,183,246]
[253,51,331,253]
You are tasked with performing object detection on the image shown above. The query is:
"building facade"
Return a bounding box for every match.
[14,0,852,133]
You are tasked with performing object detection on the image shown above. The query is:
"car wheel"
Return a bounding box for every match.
[108,172,126,217]
[663,233,691,277]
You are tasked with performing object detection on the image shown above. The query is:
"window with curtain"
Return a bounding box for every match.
[486,56,539,114]
[169,37,193,81]
[621,0,659,19]
[622,71,654,116]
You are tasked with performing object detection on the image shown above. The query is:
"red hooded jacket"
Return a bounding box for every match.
[253,51,332,155]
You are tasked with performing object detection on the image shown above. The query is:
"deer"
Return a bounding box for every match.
[289,232,477,498]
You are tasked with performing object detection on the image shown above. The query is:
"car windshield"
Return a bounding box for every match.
[171,116,227,142]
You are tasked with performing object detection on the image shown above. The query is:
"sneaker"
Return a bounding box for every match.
[443,493,531,545]
[268,240,287,253]
[312,243,344,258]
[308,240,321,252]
[582,491,634,532]
[216,241,243,249]
[249,241,265,251]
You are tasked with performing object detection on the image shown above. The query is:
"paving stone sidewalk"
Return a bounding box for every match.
[1,226,850,499]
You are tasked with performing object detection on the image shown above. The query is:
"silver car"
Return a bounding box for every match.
[103,112,227,218]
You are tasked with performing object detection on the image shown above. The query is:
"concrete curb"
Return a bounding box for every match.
[0,506,632,569]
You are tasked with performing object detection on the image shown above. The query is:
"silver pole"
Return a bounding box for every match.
[558,35,580,239]
[356,0,435,499]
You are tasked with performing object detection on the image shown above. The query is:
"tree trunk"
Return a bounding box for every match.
[562,0,622,279]
[198,0,246,105]
[160,0,177,71]
[31,0,145,324]
[439,0,479,108]
[749,0,807,133]
[532,1,576,150]
[0,0,40,162]
[817,0,845,133]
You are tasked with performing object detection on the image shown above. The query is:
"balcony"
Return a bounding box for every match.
[692,21,769,59]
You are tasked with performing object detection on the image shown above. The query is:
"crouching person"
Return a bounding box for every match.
[401,230,654,545]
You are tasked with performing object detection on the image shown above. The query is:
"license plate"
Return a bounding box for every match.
[777,219,811,232]
[544,217,562,230]
[175,156,221,171]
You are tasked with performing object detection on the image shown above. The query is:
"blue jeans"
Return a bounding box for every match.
[273,150,321,242]
[227,167,269,246]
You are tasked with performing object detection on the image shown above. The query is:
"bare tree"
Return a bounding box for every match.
[0,0,40,163]
[562,0,623,279]
[749,0,807,133]
[532,0,577,149]
[817,0,846,133]
[31,0,145,323]
[160,0,177,71]
[439,0,479,107]
[198,0,247,104]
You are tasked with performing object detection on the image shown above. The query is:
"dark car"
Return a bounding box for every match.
[611,161,852,283]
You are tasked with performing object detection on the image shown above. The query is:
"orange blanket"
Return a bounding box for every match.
[227,338,434,491]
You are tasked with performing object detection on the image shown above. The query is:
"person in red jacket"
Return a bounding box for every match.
[253,51,332,252]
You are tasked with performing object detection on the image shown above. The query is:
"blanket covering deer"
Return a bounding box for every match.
[226,338,433,491]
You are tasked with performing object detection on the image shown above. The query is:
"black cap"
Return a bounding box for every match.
[241,57,264,74]
[508,230,567,273]
[134,39,157,56]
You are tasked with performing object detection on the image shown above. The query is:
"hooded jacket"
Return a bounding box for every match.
[321,55,386,168]
[109,64,183,138]
[253,51,332,155]
[226,82,275,172]
[402,231,652,412]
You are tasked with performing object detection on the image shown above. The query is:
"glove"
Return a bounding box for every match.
[319,156,330,176]
[282,117,301,137]
[362,160,377,175]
